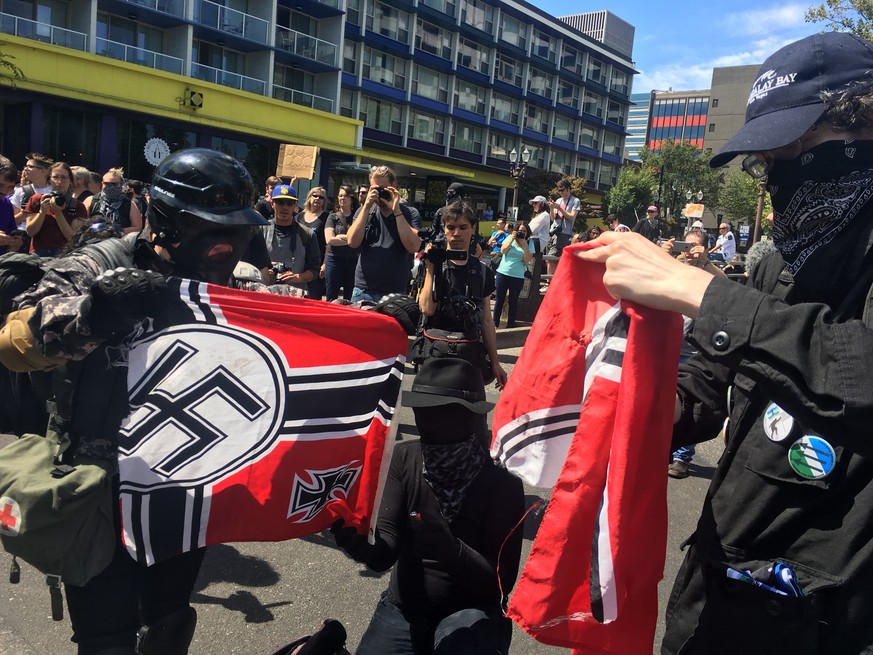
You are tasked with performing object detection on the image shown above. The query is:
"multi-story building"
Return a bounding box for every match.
[703,64,760,174]
[0,0,635,216]
[646,89,709,152]
[624,90,649,160]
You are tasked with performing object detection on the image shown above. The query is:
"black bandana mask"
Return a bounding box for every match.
[767,139,873,305]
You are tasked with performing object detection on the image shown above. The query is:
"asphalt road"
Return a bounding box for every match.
[0,345,719,654]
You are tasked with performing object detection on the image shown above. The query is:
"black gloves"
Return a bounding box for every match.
[410,506,461,565]
[330,519,374,563]
[88,267,166,337]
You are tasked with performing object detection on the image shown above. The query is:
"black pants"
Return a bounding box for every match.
[492,273,524,328]
[65,535,205,654]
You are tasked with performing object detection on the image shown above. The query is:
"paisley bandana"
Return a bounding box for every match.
[421,435,488,522]
[767,139,873,304]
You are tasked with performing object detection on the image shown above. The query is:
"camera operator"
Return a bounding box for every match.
[22,161,88,256]
[346,165,421,302]
[262,183,320,295]
[417,201,507,392]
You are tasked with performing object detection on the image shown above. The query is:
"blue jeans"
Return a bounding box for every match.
[492,272,524,328]
[672,444,696,464]
[357,593,512,655]
[351,287,387,303]
[325,255,357,301]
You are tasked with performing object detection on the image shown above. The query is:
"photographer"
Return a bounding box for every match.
[22,161,88,256]
[417,202,507,391]
[346,165,421,302]
[492,222,533,330]
[262,183,320,295]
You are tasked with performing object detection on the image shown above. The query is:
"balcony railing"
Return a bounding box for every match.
[275,25,337,67]
[273,84,333,113]
[193,0,268,44]
[96,37,184,75]
[191,62,266,95]
[123,0,186,19]
[0,12,87,51]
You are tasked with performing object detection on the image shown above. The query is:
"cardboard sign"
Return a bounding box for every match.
[276,144,319,179]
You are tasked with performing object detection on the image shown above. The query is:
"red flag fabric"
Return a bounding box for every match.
[492,243,682,653]
[117,279,408,566]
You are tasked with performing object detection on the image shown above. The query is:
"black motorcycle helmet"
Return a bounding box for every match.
[147,148,267,284]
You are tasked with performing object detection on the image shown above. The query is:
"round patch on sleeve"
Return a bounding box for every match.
[0,497,21,537]
[763,402,794,442]
[788,436,836,480]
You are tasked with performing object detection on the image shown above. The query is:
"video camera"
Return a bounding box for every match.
[417,227,467,264]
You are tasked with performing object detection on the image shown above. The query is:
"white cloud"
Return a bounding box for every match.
[725,4,808,36]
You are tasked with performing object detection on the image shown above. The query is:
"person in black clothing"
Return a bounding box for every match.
[255,175,282,221]
[581,33,873,654]
[632,205,661,242]
[331,357,525,655]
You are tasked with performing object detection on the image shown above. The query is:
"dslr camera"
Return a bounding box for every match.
[49,191,66,207]
[417,228,467,265]
[271,262,288,275]
[375,186,392,201]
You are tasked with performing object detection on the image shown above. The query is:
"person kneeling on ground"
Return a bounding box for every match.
[331,358,525,655]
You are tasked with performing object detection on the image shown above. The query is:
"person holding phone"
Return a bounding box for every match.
[492,222,533,329]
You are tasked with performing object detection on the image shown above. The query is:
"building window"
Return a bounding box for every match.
[420,0,456,18]
[461,0,494,35]
[577,157,595,181]
[454,79,487,115]
[343,41,358,75]
[494,52,523,87]
[491,92,520,125]
[360,95,402,134]
[550,149,572,175]
[606,100,627,126]
[451,121,484,154]
[610,69,629,95]
[362,46,407,89]
[561,44,584,76]
[488,131,514,159]
[365,2,410,43]
[346,0,362,26]
[599,163,618,187]
[586,56,606,85]
[579,125,601,151]
[557,80,580,110]
[531,28,556,63]
[416,18,453,60]
[274,63,313,94]
[408,109,446,145]
[708,123,716,132]
[412,64,449,103]
[499,13,526,50]
[553,115,577,143]
[583,90,603,118]
[340,89,355,118]
[528,145,545,169]
[457,36,490,74]
[524,104,549,134]
[603,131,623,156]
[527,67,553,99]
[711,98,719,108]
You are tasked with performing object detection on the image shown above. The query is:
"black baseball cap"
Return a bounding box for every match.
[710,32,873,168]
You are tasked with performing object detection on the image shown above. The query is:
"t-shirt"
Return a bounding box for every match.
[324,211,360,258]
[296,210,329,264]
[716,231,736,261]
[24,193,88,254]
[240,230,271,270]
[428,259,495,333]
[11,184,51,210]
[255,196,273,220]
[496,239,529,279]
[554,196,580,235]
[528,211,550,250]
[353,205,416,296]
[263,221,321,292]
[0,197,16,255]
[489,229,508,253]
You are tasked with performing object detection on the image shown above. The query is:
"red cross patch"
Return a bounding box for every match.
[0,497,21,537]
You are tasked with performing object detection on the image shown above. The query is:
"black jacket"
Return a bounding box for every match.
[663,251,873,654]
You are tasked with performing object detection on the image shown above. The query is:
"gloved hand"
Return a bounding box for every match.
[329,519,373,563]
[88,267,166,337]
[409,507,460,565]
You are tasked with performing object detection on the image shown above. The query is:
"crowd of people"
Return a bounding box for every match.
[1,30,871,655]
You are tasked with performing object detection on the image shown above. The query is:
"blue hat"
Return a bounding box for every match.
[711,32,873,167]
[271,184,298,201]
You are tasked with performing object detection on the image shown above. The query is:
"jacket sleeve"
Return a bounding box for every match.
[681,273,873,455]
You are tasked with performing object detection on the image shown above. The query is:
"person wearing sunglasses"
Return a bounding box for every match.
[579,33,873,654]
[296,186,330,299]
[346,165,421,302]
[262,183,320,294]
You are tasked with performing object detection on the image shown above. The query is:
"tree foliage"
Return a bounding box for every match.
[0,44,24,87]
[720,171,772,228]
[805,0,873,40]
[639,140,725,228]
[604,167,656,226]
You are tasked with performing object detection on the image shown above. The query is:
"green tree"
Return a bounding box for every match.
[0,44,24,86]
[604,167,657,226]
[513,168,561,221]
[720,171,772,228]
[805,0,873,39]
[640,140,725,230]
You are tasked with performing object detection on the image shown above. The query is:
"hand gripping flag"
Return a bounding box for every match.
[492,243,682,653]
[117,279,408,566]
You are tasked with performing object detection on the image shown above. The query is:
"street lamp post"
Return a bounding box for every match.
[508,146,531,218]
[685,189,703,230]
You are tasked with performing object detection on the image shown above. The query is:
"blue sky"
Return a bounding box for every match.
[539,1,825,93]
